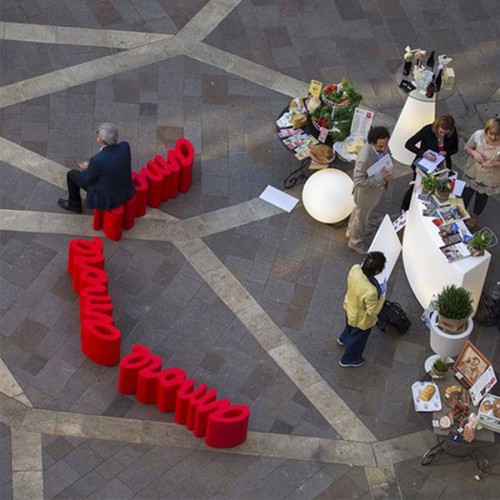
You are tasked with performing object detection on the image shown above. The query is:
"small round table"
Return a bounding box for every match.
[388,63,456,165]
[418,372,499,478]
[275,105,337,189]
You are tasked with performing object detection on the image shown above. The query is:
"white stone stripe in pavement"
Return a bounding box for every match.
[0,137,68,189]
[0,359,32,407]
[6,399,434,468]
[10,429,44,500]
[176,0,242,46]
[0,21,171,48]
[0,37,183,109]
[175,238,377,443]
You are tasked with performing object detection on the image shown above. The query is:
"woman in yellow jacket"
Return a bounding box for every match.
[338,252,386,367]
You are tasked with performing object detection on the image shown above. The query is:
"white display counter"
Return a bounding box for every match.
[402,183,490,313]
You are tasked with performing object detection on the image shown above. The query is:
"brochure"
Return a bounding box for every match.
[278,128,303,138]
[366,154,394,179]
[439,242,471,263]
[477,393,500,432]
[437,199,470,224]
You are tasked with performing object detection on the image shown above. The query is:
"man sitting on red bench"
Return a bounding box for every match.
[58,122,135,214]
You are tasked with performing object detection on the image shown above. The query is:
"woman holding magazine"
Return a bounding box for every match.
[400,114,459,212]
[462,117,500,229]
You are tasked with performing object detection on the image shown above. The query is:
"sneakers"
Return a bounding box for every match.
[339,358,365,368]
[336,338,345,346]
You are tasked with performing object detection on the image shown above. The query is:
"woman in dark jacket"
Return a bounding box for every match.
[401,114,458,211]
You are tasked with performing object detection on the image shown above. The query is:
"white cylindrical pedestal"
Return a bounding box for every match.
[302,169,354,223]
[389,96,436,165]
[429,312,473,358]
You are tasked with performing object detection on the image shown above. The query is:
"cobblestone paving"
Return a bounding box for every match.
[1,0,499,498]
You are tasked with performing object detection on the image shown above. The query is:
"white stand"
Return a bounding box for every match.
[402,186,490,313]
[388,96,436,165]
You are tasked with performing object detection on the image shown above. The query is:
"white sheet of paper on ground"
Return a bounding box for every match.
[369,214,402,285]
[453,178,465,196]
[259,185,299,213]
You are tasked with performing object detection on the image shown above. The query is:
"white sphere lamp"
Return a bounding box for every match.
[302,169,354,223]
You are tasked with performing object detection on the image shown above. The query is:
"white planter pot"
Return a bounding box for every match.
[429,312,473,358]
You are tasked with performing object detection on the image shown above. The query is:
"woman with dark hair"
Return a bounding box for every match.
[337,251,387,367]
[401,114,458,211]
[462,117,500,228]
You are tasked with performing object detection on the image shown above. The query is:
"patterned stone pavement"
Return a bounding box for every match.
[1,0,499,498]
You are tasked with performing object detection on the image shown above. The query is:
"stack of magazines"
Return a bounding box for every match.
[278,128,319,159]
[428,199,473,263]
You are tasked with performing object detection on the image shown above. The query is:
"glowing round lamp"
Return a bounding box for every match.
[302,169,354,223]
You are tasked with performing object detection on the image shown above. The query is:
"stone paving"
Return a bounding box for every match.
[1,0,500,498]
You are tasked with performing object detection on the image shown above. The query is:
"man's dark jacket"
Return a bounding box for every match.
[83,141,135,210]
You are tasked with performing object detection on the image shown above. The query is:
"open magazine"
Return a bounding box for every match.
[439,241,471,263]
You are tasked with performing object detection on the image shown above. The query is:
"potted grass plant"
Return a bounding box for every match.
[429,285,474,358]
[468,228,495,256]
[435,178,452,202]
[421,174,438,195]
[431,357,449,380]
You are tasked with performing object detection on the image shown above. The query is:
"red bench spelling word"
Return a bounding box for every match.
[118,344,250,448]
[68,237,121,366]
[93,138,195,241]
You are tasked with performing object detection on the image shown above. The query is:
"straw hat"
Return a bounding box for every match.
[309,144,335,165]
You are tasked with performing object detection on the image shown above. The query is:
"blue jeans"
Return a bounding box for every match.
[339,321,372,364]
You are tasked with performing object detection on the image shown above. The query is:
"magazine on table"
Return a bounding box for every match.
[418,193,440,217]
[439,241,471,263]
[437,204,470,224]
[278,128,303,138]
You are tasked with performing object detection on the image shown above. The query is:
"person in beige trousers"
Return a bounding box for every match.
[347,127,393,255]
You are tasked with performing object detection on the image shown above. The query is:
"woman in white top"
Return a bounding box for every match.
[462,117,500,229]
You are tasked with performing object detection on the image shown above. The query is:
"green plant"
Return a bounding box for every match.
[468,229,493,252]
[433,358,449,373]
[435,285,473,319]
[421,175,438,191]
[435,179,451,193]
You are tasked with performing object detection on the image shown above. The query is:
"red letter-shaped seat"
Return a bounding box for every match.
[81,319,121,366]
[72,254,105,284]
[192,397,229,438]
[93,209,103,230]
[68,237,103,276]
[78,283,108,305]
[132,171,148,217]
[174,379,207,425]
[123,195,137,230]
[103,205,124,241]
[156,367,186,413]
[154,155,172,202]
[205,404,250,448]
[118,344,154,394]
[73,266,108,295]
[136,355,163,404]
[79,300,114,325]
[175,138,195,193]
[144,164,163,208]
[187,388,217,433]
[166,149,180,199]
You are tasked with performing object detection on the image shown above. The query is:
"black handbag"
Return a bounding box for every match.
[377,300,411,334]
